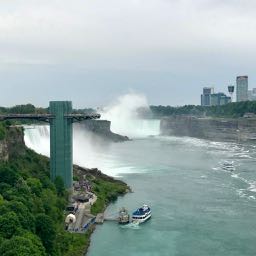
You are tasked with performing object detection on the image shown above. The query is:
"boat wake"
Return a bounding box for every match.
[212,159,256,201]
[120,222,141,230]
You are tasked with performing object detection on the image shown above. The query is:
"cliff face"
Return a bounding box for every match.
[0,126,25,161]
[0,139,8,161]
[160,116,256,142]
[76,120,129,142]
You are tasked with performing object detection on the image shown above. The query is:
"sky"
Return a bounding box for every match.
[1,0,256,108]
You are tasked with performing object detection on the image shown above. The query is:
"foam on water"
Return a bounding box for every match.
[120,222,141,230]
[23,125,159,177]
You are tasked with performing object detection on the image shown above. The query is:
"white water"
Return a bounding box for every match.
[22,94,256,256]
[100,93,160,138]
[24,125,50,156]
[24,93,161,176]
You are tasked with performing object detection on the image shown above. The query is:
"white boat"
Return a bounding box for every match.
[132,204,151,223]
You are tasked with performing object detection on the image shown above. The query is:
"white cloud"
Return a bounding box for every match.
[1,0,256,67]
[0,0,256,107]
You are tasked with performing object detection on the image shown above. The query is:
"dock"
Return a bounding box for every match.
[95,213,104,224]
[95,208,129,224]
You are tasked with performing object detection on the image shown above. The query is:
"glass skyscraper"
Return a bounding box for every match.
[201,87,231,106]
[201,87,214,106]
[236,76,248,102]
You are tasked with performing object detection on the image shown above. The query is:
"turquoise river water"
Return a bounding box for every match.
[24,125,256,256]
[86,136,256,256]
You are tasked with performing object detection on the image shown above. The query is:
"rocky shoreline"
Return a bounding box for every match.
[72,165,130,255]
[160,116,256,143]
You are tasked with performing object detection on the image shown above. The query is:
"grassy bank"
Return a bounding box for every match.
[0,124,129,255]
[91,177,129,215]
[63,228,94,256]
[63,173,129,256]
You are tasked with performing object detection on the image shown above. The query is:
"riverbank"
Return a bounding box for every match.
[160,116,256,143]
[0,123,130,256]
[65,165,130,256]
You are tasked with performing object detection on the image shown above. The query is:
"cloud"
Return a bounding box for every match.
[1,0,256,66]
[0,0,256,106]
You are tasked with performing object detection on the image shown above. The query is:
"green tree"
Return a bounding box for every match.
[9,104,36,114]
[0,166,19,186]
[35,214,56,255]
[27,177,43,196]
[0,194,4,205]
[54,176,65,196]
[0,236,44,256]
[8,201,35,232]
[23,232,47,256]
[0,212,21,239]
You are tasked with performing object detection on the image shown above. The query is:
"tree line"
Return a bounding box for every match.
[0,124,87,255]
[0,104,96,115]
[150,101,256,118]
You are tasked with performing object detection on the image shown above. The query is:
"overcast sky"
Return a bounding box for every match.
[1,0,256,108]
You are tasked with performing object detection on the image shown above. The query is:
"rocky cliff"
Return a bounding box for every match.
[160,116,256,142]
[0,126,25,161]
[76,120,129,142]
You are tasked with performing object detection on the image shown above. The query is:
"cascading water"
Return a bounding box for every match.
[24,124,114,174]
[100,93,160,138]
[24,93,161,176]
[24,125,50,156]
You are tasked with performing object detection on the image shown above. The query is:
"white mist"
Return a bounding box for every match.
[100,93,160,138]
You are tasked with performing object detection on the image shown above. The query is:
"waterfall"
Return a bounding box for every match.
[24,125,50,156]
[24,93,160,174]
[100,93,160,138]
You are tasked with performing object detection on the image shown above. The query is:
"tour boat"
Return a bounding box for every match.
[132,204,151,223]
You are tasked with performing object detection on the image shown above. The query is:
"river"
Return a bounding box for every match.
[24,124,256,256]
[86,135,256,256]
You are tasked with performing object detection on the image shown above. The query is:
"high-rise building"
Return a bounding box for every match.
[220,95,231,105]
[248,88,256,101]
[236,76,248,102]
[210,93,231,106]
[201,87,231,106]
[201,87,214,106]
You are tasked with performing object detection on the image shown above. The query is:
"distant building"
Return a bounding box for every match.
[236,76,248,102]
[248,88,256,101]
[228,85,235,102]
[220,95,231,105]
[201,87,230,106]
[210,93,219,106]
[201,87,214,106]
[210,93,231,106]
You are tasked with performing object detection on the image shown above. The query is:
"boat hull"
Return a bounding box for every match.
[132,213,151,224]
[132,205,151,224]
[132,215,151,223]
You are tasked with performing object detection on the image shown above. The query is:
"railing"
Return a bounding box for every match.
[0,113,101,122]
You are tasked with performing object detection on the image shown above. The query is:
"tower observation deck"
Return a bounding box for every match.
[0,101,100,188]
